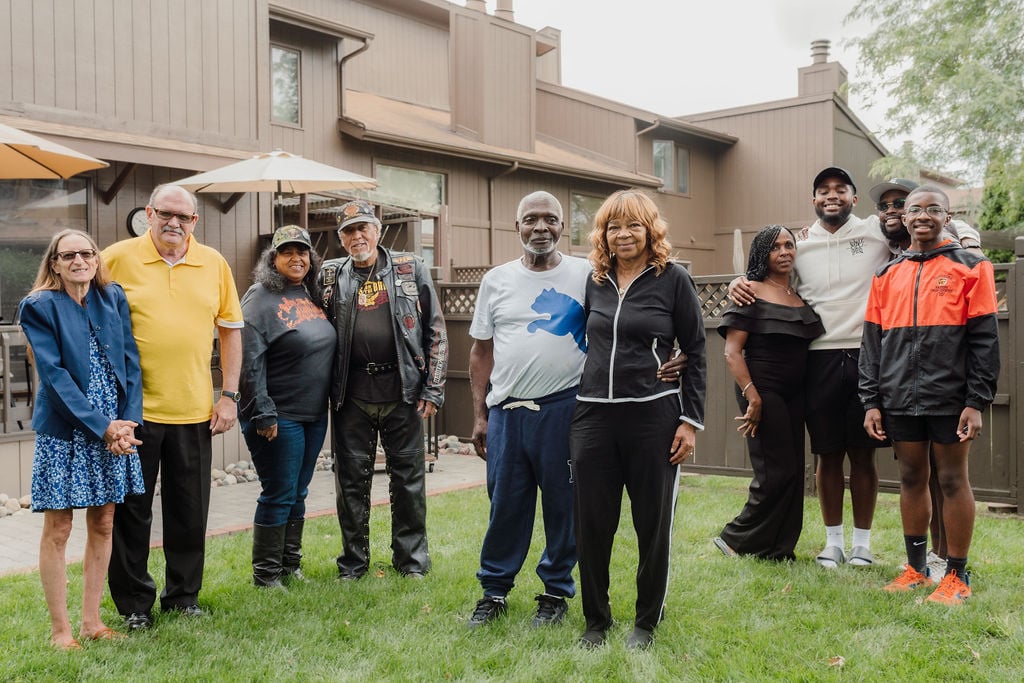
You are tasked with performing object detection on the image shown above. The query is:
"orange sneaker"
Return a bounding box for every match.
[925,569,972,605]
[884,564,934,592]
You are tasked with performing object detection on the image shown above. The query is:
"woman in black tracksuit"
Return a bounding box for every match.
[570,189,707,650]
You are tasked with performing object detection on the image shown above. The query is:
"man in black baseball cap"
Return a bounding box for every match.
[813,166,857,195]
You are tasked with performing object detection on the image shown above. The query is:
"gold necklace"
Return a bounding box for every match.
[762,277,794,295]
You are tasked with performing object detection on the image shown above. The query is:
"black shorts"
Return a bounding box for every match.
[805,349,889,454]
[885,414,962,445]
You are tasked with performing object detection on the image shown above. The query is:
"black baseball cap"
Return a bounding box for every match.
[812,167,856,194]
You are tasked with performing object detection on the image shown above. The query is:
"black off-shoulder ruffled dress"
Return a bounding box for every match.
[716,299,825,560]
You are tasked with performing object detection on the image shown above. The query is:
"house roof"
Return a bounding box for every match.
[0,115,253,171]
[537,81,737,146]
[681,91,889,158]
[339,90,664,188]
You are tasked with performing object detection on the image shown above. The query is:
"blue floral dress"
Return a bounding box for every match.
[31,331,145,511]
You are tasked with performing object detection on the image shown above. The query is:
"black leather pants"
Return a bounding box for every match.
[333,399,430,577]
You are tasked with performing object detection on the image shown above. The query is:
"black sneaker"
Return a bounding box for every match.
[467,596,507,628]
[531,594,567,627]
[124,612,152,631]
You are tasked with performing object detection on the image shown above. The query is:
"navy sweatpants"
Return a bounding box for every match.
[476,386,577,598]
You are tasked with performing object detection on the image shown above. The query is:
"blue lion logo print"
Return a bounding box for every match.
[526,288,587,352]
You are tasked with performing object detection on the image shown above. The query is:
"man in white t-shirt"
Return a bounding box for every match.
[465,191,591,630]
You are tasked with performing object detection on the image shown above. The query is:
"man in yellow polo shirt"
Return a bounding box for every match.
[103,184,243,631]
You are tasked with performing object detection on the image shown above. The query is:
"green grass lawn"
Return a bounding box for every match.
[3,474,1024,681]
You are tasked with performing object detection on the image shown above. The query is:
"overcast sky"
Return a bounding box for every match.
[482,1,893,148]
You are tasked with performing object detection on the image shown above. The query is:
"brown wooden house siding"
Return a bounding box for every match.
[1,0,259,147]
[684,97,886,272]
[536,90,638,169]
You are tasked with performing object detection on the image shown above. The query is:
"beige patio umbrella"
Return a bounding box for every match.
[0,121,108,179]
[172,149,377,227]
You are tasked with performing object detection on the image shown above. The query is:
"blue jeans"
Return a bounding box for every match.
[242,416,328,526]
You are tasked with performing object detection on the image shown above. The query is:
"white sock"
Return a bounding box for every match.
[825,525,844,549]
[852,527,871,549]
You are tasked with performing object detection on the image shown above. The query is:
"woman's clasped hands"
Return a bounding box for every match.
[103,420,142,455]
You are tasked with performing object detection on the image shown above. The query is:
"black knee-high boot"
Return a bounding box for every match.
[252,523,287,589]
[282,518,306,581]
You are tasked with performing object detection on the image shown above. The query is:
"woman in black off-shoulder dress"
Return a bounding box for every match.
[715,225,824,561]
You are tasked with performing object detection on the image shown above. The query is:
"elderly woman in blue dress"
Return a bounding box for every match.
[240,226,335,588]
[19,229,144,650]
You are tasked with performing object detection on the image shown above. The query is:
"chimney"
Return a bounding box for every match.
[810,39,830,64]
[465,0,486,12]
[495,0,514,22]
[798,39,848,101]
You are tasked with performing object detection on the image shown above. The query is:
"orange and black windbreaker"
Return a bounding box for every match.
[859,240,999,416]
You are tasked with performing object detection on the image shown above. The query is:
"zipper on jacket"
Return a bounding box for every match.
[606,266,653,399]
[911,261,924,413]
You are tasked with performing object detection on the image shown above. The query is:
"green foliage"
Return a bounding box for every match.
[848,1,1024,259]
[3,478,1024,680]
[978,156,1024,262]
[847,0,1024,182]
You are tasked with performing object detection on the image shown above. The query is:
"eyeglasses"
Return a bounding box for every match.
[905,205,947,217]
[876,198,907,212]
[151,207,197,223]
[53,249,97,262]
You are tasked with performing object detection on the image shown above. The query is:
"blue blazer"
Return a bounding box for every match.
[18,283,143,441]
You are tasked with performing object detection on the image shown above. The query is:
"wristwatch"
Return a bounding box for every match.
[221,390,241,402]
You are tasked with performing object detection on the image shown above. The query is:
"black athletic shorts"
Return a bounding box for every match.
[885,414,962,445]
[805,348,889,454]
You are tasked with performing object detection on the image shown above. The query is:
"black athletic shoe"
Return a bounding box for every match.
[531,594,567,627]
[124,612,152,631]
[467,596,507,628]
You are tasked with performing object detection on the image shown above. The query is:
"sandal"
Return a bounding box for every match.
[848,546,875,566]
[84,627,125,641]
[51,638,82,651]
[815,545,845,569]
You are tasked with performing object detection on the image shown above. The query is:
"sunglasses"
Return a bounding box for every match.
[53,249,98,262]
[876,198,907,212]
[152,208,197,223]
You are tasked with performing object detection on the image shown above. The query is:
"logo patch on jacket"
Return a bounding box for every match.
[848,238,864,256]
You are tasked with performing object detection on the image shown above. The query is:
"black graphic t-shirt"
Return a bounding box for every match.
[349,259,400,402]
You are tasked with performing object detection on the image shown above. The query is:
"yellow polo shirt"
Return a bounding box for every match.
[102,230,243,424]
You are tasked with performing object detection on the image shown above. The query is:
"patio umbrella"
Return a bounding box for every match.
[0,121,108,179]
[172,149,377,226]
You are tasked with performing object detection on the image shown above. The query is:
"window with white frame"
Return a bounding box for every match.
[271,45,301,125]
[653,139,690,195]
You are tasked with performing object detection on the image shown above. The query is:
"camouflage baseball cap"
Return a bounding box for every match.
[337,199,381,231]
[271,225,312,250]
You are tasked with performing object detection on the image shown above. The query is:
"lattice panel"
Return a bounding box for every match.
[696,281,733,319]
[452,266,492,283]
[441,285,478,317]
